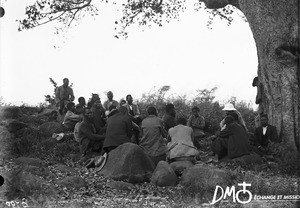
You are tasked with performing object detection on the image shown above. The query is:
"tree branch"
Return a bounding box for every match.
[67,8,80,27]
[35,11,67,27]
[201,0,240,10]
[19,0,93,30]
[63,0,87,5]
[57,0,92,12]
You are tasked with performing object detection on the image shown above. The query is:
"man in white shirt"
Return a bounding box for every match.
[103,91,119,111]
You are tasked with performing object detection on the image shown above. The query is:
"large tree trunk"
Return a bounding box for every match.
[203,0,299,150]
[238,0,299,150]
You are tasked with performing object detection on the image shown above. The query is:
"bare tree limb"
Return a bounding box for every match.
[35,11,67,27]
[67,8,80,27]
[201,0,240,10]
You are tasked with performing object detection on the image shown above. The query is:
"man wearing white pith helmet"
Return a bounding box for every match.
[220,103,248,132]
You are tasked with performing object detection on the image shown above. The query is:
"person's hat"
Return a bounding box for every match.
[95,152,107,172]
[222,103,236,111]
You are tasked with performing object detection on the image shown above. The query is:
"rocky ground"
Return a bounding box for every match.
[0,106,299,208]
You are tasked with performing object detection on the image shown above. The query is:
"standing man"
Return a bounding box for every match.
[55,78,75,115]
[103,91,119,111]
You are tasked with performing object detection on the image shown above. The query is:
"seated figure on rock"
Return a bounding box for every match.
[78,108,105,157]
[123,94,141,144]
[75,96,86,115]
[251,114,279,156]
[187,106,206,149]
[220,103,248,132]
[162,103,176,133]
[167,117,199,163]
[139,106,167,166]
[103,106,133,153]
[90,95,106,134]
[106,105,118,118]
[63,102,81,131]
[211,113,250,161]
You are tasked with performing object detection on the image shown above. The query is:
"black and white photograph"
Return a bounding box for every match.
[0,0,299,207]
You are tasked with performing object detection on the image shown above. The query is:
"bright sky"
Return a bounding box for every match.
[0,0,258,108]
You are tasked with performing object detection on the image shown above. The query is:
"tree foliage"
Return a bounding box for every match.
[19,0,98,31]
[18,0,242,38]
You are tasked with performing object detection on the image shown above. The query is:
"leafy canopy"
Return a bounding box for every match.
[18,0,242,38]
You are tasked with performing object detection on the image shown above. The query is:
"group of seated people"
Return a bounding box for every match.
[213,103,279,161]
[59,91,280,167]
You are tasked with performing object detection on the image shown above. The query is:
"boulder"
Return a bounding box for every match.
[0,126,11,138]
[38,121,63,137]
[0,126,12,159]
[70,153,81,162]
[14,157,46,168]
[20,106,40,116]
[55,164,76,174]
[100,143,155,183]
[0,107,22,119]
[22,165,53,177]
[56,176,87,189]
[5,170,57,200]
[39,137,57,150]
[231,153,262,165]
[107,181,135,191]
[151,161,178,187]
[170,160,194,176]
[38,108,54,116]
[181,164,233,195]
[15,127,39,138]
[53,143,74,157]
[6,119,28,133]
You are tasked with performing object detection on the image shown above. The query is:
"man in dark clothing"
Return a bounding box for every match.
[75,97,86,115]
[78,108,105,157]
[103,106,133,153]
[91,98,106,134]
[162,103,176,132]
[253,114,279,155]
[124,94,140,117]
[123,94,140,144]
[212,113,250,161]
[107,105,118,118]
